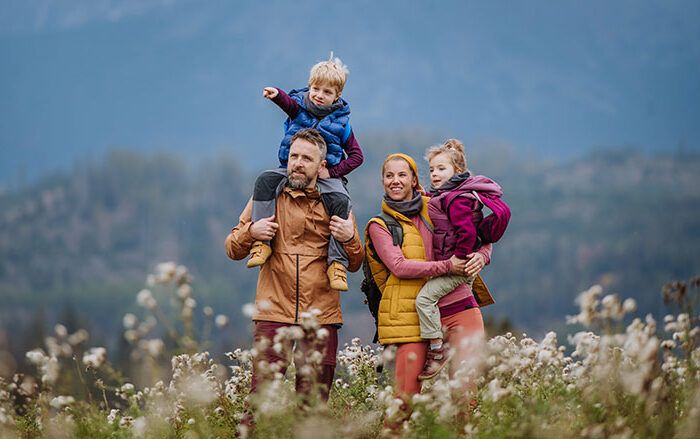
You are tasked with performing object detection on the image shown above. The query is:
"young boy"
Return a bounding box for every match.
[248,55,364,291]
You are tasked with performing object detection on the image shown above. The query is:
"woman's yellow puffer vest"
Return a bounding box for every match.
[364,197,432,345]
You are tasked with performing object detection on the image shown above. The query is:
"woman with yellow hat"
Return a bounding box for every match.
[364,153,491,398]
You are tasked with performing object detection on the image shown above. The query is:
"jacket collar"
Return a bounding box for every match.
[283,185,321,199]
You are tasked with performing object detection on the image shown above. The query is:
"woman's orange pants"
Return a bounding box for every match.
[394,307,485,396]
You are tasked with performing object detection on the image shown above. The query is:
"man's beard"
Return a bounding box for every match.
[287,171,311,189]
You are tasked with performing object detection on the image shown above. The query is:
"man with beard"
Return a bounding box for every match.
[225,128,365,404]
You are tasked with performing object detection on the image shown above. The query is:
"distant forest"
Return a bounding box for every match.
[1,133,699,365]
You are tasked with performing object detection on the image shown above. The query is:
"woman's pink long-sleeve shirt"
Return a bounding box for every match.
[368,217,451,278]
[368,216,492,312]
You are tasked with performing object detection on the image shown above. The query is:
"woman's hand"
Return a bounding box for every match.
[464,252,486,277]
[330,213,355,243]
[262,87,278,99]
[448,255,467,275]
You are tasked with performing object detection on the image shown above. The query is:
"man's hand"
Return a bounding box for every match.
[330,214,354,243]
[464,252,486,277]
[250,215,279,241]
[448,255,467,275]
[262,87,278,99]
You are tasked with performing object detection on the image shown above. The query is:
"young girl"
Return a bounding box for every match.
[416,139,511,380]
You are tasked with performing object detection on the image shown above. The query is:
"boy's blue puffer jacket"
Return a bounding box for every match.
[278,87,350,167]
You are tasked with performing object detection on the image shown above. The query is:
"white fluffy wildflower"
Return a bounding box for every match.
[255,374,294,416]
[258,299,271,310]
[54,324,68,338]
[661,340,676,350]
[123,313,138,329]
[184,297,196,309]
[117,383,135,400]
[107,409,119,425]
[297,365,313,378]
[82,347,107,368]
[26,349,48,365]
[174,264,190,284]
[154,262,177,283]
[177,284,193,299]
[486,378,512,402]
[67,329,89,346]
[381,346,395,364]
[138,339,165,358]
[215,314,229,328]
[42,356,60,385]
[45,336,72,357]
[242,303,257,318]
[132,417,148,436]
[136,289,157,309]
[122,383,135,392]
[119,416,135,428]
[622,298,637,313]
[567,284,603,326]
[124,329,139,343]
[284,326,304,341]
[170,353,220,407]
[50,395,75,409]
[180,374,218,405]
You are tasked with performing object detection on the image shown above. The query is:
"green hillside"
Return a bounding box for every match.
[1,138,699,355]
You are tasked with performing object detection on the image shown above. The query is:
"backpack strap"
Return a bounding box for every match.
[378,212,403,247]
[477,194,512,244]
[442,190,480,226]
[470,191,483,209]
[366,212,403,263]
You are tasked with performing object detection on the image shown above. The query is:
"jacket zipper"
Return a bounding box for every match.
[294,254,300,323]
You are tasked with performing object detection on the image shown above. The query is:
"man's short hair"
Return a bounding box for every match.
[290,128,327,161]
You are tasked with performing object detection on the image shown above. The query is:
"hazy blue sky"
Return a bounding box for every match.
[1,0,699,184]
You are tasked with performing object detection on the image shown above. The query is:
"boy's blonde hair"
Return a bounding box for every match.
[309,54,350,94]
[425,139,467,173]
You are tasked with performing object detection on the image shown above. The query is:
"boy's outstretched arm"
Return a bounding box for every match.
[263,87,299,119]
[328,131,364,178]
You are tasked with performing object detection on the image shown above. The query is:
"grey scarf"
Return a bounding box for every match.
[383,190,423,217]
[304,92,343,120]
[430,171,471,194]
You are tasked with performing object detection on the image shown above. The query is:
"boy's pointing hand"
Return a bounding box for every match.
[262,87,278,99]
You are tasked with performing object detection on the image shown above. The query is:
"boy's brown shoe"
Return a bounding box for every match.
[417,346,449,381]
[247,241,272,268]
[327,261,348,291]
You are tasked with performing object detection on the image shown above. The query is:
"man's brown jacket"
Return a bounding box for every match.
[225,186,364,325]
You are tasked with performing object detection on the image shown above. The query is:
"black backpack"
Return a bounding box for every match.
[361,213,403,343]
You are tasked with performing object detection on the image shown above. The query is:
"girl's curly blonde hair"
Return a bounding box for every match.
[424,139,467,173]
